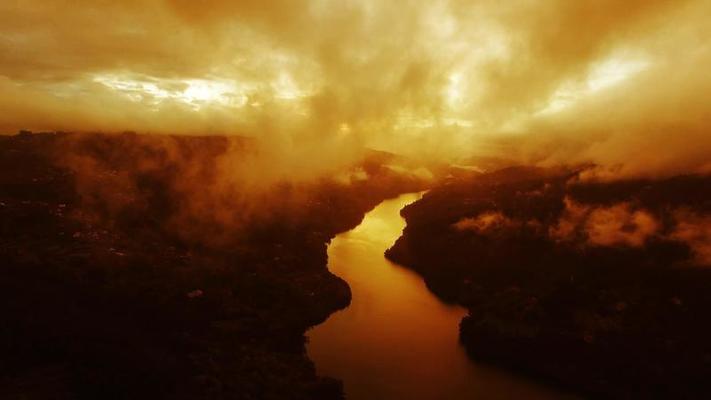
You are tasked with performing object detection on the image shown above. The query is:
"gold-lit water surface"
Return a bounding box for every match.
[307,193,570,399]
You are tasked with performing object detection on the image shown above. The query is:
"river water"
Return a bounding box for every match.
[307,193,570,399]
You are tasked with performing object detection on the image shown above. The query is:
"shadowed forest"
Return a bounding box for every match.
[2,0,711,398]
[0,132,429,399]
[387,167,711,397]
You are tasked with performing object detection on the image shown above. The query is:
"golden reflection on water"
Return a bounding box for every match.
[307,193,570,400]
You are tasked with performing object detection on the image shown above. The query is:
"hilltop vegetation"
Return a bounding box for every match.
[0,132,428,399]
[387,166,711,398]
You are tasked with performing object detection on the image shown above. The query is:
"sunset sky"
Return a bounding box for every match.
[1,0,709,176]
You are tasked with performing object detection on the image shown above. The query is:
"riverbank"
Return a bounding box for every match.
[309,193,567,400]
[0,132,429,399]
[386,166,711,398]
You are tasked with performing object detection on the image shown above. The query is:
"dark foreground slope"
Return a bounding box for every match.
[0,132,427,399]
[387,166,711,398]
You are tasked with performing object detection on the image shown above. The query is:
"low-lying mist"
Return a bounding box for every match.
[50,132,431,248]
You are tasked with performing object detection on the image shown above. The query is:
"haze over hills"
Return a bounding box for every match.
[2,0,711,398]
[0,131,430,399]
[387,167,711,397]
[2,0,711,177]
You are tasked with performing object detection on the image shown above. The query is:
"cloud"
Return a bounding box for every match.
[453,212,519,234]
[549,197,592,242]
[670,210,711,266]
[550,197,659,247]
[585,204,659,247]
[1,0,709,174]
[57,132,375,246]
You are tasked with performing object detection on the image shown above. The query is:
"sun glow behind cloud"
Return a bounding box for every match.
[537,57,651,116]
[1,0,710,176]
[93,75,249,110]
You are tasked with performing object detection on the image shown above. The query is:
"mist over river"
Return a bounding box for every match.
[307,193,570,399]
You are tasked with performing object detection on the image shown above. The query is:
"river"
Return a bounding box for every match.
[307,193,571,399]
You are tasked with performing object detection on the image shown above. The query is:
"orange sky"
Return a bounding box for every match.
[1,0,709,176]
